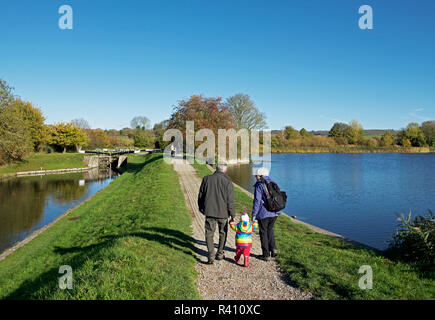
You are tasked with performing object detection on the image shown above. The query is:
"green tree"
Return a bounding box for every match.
[11,99,48,151]
[421,121,435,146]
[0,79,14,110]
[153,120,170,149]
[0,80,33,164]
[0,105,33,164]
[132,129,155,148]
[328,122,349,138]
[299,128,311,137]
[49,122,89,153]
[284,126,301,140]
[225,93,267,130]
[398,123,426,147]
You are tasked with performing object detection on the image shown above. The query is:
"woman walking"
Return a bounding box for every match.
[252,167,280,261]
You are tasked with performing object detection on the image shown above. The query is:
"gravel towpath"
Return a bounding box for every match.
[172,158,314,300]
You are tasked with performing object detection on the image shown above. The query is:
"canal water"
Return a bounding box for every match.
[226,153,435,250]
[0,169,118,253]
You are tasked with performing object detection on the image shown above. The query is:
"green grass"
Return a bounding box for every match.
[0,153,200,299]
[0,153,87,175]
[193,162,435,300]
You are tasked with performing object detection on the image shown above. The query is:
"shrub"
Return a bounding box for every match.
[334,137,348,146]
[387,210,435,274]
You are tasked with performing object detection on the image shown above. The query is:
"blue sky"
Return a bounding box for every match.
[1,0,434,130]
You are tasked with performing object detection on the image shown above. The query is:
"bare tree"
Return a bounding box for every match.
[226,94,267,130]
[72,118,91,129]
[130,116,151,130]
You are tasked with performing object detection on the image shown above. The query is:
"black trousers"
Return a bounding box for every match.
[204,216,228,259]
[258,216,278,257]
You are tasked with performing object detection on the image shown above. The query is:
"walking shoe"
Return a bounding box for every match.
[244,256,249,267]
[258,255,270,261]
[271,249,278,258]
[206,258,214,265]
[215,253,225,260]
[234,255,240,264]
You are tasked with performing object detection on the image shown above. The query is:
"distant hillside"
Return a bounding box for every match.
[271,129,399,137]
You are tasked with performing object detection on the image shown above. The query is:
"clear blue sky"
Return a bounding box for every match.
[1,0,434,130]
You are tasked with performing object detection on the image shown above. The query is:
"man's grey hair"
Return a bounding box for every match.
[217,162,228,172]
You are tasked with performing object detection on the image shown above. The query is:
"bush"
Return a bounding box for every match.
[334,137,348,145]
[387,210,435,274]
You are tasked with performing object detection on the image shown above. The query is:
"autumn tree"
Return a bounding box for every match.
[49,122,89,153]
[168,95,234,136]
[380,131,395,147]
[86,129,109,149]
[344,120,364,144]
[225,93,267,130]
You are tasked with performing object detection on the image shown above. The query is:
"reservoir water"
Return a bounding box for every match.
[226,153,435,250]
[0,169,117,253]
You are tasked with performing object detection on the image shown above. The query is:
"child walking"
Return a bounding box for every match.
[229,213,258,267]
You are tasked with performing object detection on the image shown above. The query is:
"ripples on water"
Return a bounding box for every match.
[226,153,435,250]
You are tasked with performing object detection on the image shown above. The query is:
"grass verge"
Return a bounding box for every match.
[0,153,200,299]
[0,153,87,176]
[193,162,435,300]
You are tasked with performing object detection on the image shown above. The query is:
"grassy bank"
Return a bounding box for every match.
[193,163,435,299]
[0,153,200,299]
[0,153,87,176]
[271,146,431,154]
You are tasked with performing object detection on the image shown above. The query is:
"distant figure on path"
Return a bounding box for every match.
[252,167,280,261]
[170,144,176,157]
[198,162,235,264]
[229,212,258,267]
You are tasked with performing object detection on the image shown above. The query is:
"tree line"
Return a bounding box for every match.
[1,78,266,164]
[2,77,433,166]
[271,119,435,150]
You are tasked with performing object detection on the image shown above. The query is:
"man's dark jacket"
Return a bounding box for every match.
[198,171,235,219]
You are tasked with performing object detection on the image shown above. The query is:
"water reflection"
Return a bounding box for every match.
[226,153,435,250]
[0,169,117,253]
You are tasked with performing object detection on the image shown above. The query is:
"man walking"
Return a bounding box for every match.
[198,162,235,264]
